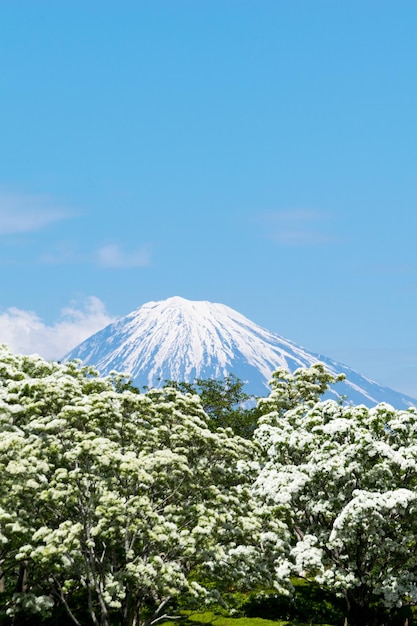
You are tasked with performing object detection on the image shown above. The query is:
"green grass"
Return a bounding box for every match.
[162,610,334,626]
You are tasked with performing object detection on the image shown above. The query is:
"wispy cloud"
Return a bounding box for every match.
[0,297,115,360]
[258,209,336,245]
[33,242,152,268]
[0,189,76,234]
[95,243,151,268]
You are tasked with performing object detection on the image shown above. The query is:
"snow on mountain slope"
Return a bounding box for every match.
[63,296,417,409]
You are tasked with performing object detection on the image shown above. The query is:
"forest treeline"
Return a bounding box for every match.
[1,345,417,626]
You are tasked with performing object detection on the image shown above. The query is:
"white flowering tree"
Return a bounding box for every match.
[0,346,287,626]
[255,367,417,626]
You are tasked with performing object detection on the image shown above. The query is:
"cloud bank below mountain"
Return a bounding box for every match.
[0,297,114,359]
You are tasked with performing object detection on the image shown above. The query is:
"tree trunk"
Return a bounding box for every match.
[14,561,28,594]
[11,561,29,626]
[345,593,385,626]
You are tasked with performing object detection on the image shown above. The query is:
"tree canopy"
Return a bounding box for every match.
[254,366,417,626]
[0,347,285,626]
[2,347,417,626]
[163,374,259,438]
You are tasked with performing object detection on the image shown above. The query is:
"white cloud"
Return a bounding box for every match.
[96,243,151,268]
[0,189,76,234]
[0,297,115,360]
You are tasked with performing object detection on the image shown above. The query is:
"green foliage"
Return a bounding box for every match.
[241,580,345,625]
[163,374,260,438]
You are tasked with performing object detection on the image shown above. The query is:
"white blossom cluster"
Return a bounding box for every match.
[0,346,286,626]
[2,347,417,625]
[254,375,417,618]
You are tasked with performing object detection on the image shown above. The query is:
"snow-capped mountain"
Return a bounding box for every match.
[63,296,417,409]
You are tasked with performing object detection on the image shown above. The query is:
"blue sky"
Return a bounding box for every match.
[1,1,417,396]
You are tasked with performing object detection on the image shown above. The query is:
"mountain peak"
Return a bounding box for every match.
[63,296,417,409]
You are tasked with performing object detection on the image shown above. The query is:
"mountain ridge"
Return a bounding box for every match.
[63,296,417,409]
